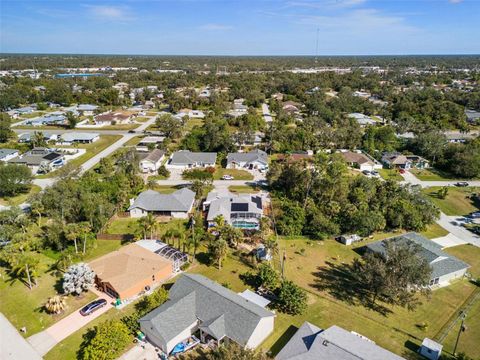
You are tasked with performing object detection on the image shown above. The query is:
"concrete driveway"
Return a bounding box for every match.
[435,213,480,247]
[27,289,113,356]
[400,171,480,188]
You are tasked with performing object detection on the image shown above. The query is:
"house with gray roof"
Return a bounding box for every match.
[204,191,263,230]
[128,188,195,219]
[365,233,469,286]
[465,109,480,124]
[226,149,268,170]
[139,274,275,355]
[139,149,165,173]
[9,147,65,174]
[0,149,20,162]
[166,150,216,169]
[276,322,404,360]
[58,132,99,145]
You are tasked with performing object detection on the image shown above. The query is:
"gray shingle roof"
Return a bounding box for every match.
[0,149,19,159]
[139,274,274,346]
[143,149,165,163]
[169,150,216,166]
[365,233,469,280]
[276,322,405,360]
[60,132,99,142]
[128,188,195,212]
[227,150,268,166]
[206,193,263,222]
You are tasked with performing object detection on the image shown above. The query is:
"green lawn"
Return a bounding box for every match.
[378,168,403,182]
[95,123,140,130]
[228,184,259,193]
[188,236,479,359]
[105,218,139,235]
[0,184,41,206]
[213,168,254,180]
[411,168,478,181]
[185,118,204,131]
[37,135,122,178]
[0,252,96,337]
[419,223,449,239]
[423,187,479,216]
[84,240,123,261]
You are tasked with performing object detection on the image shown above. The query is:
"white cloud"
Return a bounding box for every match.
[85,5,134,21]
[199,23,233,31]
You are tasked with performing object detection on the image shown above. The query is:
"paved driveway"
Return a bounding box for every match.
[27,289,113,356]
[400,171,480,188]
[435,213,480,247]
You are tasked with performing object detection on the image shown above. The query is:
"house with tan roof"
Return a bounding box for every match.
[89,243,173,301]
[337,150,382,172]
[94,111,132,125]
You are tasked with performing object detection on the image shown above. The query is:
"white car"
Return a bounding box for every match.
[221,175,234,180]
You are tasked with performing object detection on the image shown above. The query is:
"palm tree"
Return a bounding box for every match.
[208,238,228,270]
[11,254,39,289]
[138,213,157,239]
[265,239,279,258]
[45,295,67,315]
[164,228,183,249]
[65,223,80,253]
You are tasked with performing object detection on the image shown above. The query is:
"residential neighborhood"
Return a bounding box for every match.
[1,20,480,360]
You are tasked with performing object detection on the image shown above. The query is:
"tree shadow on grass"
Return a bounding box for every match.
[310,261,392,316]
[195,251,210,265]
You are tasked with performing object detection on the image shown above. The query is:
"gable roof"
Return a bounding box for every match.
[128,188,195,212]
[276,322,405,360]
[338,151,373,165]
[60,132,99,142]
[227,150,268,165]
[139,274,274,346]
[365,233,469,279]
[169,150,217,165]
[89,243,172,294]
[0,149,19,158]
[141,149,165,164]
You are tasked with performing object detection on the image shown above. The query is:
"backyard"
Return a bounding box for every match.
[423,186,480,216]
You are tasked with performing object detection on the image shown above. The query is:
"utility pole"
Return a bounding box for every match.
[453,311,467,356]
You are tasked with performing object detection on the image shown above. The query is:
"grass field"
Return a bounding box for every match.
[423,186,480,216]
[0,252,96,337]
[378,168,404,182]
[228,184,259,193]
[37,135,122,178]
[0,184,41,206]
[411,168,478,181]
[419,223,449,239]
[213,168,254,180]
[95,123,140,130]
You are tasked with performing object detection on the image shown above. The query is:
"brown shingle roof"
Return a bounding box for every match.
[89,244,172,294]
[339,151,373,165]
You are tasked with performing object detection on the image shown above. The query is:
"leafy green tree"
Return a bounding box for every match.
[0,164,33,197]
[206,341,272,360]
[276,280,307,315]
[155,113,182,139]
[257,263,280,291]
[82,320,131,360]
[0,112,13,143]
[352,241,431,310]
[276,199,305,236]
[66,111,78,129]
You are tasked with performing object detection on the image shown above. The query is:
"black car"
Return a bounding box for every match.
[80,299,107,316]
[455,182,469,187]
[128,130,136,134]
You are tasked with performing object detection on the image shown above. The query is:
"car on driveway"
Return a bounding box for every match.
[80,299,107,316]
[221,175,234,180]
[362,170,371,176]
[399,169,406,174]
[455,182,469,187]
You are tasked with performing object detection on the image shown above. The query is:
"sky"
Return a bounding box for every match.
[1,0,479,55]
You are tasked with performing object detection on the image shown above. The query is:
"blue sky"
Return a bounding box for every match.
[1,0,479,55]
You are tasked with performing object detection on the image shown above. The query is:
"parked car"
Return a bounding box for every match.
[455,182,469,187]
[221,175,234,180]
[371,170,380,177]
[128,130,136,133]
[362,170,371,176]
[469,212,480,219]
[80,299,107,316]
[399,169,406,174]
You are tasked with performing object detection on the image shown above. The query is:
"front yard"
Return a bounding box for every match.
[378,168,404,182]
[411,168,478,181]
[423,186,479,216]
[213,168,254,180]
[0,252,96,337]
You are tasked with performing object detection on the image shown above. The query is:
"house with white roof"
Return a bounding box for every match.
[58,132,99,145]
[226,149,268,170]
